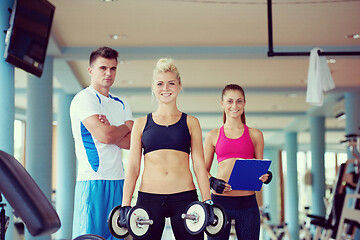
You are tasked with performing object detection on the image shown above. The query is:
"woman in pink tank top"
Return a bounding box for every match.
[204,84,271,240]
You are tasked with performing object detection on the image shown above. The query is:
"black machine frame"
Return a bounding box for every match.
[267,0,360,57]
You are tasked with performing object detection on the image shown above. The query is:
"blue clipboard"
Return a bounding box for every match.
[228,159,272,191]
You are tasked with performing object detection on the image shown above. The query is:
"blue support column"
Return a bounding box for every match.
[262,147,280,240]
[0,0,14,154]
[310,116,326,216]
[344,92,360,178]
[25,57,54,240]
[344,92,360,240]
[344,92,360,138]
[263,147,280,225]
[285,132,299,240]
[1,1,16,239]
[55,92,76,239]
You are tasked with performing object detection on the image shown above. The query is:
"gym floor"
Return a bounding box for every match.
[160,219,240,240]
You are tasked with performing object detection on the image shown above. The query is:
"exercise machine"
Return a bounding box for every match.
[0,150,61,239]
[307,134,360,239]
[260,206,292,240]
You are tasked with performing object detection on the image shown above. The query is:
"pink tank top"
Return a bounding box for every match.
[215,125,255,163]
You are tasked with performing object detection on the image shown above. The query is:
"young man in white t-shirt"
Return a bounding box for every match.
[70,46,133,240]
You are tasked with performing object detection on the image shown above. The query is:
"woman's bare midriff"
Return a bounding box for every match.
[215,157,255,197]
[139,150,196,194]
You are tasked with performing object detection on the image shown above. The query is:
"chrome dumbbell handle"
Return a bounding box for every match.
[181,212,199,222]
[135,217,153,227]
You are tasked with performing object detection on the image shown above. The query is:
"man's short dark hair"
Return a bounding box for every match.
[89,47,118,66]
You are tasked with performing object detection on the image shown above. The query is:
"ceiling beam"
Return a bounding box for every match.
[109,86,360,96]
[51,45,360,61]
[46,41,360,97]
[15,86,360,97]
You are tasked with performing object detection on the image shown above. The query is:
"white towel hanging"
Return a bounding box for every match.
[306,48,335,106]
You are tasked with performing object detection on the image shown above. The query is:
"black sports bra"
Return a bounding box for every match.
[141,113,191,155]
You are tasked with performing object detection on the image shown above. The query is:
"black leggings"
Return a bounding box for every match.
[136,190,204,240]
[208,194,260,240]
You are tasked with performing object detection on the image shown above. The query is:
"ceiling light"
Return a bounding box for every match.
[287,93,297,98]
[327,59,336,64]
[109,34,127,40]
[345,33,360,39]
[109,35,119,40]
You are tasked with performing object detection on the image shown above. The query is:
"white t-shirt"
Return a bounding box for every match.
[70,86,133,181]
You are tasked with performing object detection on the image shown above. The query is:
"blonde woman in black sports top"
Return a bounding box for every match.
[120,58,213,240]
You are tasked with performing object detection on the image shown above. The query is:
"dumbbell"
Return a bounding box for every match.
[181,201,227,236]
[108,205,153,239]
[205,203,227,236]
[73,234,106,240]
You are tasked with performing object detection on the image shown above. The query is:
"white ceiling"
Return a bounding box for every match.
[14,0,360,152]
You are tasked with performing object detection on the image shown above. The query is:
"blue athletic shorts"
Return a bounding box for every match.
[72,179,124,240]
